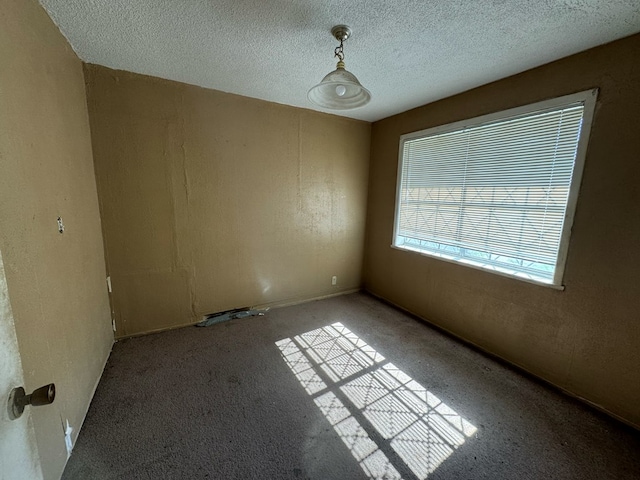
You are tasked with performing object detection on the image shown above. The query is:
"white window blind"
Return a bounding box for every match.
[393,90,597,286]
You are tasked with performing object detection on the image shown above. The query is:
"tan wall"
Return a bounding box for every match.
[364,34,640,427]
[0,0,114,478]
[84,65,371,338]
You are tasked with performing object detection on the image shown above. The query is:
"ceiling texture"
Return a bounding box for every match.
[38,0,640,122]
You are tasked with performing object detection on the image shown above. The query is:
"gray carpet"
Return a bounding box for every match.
[62,293,640,479]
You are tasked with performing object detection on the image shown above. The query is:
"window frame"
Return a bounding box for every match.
[392,89,598,289]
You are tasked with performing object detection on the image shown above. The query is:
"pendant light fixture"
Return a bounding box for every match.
[308,25,371,110]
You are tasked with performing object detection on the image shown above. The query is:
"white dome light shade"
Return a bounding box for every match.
[308,63,371,110]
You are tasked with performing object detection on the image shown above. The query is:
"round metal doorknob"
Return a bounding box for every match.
[8,383,56,420]
[29,383,55,406]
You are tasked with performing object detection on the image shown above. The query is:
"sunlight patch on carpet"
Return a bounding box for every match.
[276,322,476,479]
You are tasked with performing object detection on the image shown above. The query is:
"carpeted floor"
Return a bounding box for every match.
[62,293,640,479]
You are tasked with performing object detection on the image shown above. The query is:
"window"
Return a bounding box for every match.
[393,89,597,287]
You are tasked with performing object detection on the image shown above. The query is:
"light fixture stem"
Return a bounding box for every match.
[334,39,345,62]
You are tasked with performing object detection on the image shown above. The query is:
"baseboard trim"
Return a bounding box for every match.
[115,288,363,340]
[364,289,640,432]
[62,335,114,472]
[115,320,199,340]
[252,288,362,311]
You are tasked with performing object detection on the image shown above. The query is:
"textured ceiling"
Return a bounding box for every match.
[39,0,640,122]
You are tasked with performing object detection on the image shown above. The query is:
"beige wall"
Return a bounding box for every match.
[364,34,640,427]
[0,0,114,478]
[84,65,371,338]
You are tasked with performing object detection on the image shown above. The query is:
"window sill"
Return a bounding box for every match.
[390,244,566,291]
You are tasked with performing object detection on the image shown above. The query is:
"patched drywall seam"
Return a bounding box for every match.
[175,89,198,320]
[184,100,199,321]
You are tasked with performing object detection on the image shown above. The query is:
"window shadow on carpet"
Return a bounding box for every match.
[276,322,477,480]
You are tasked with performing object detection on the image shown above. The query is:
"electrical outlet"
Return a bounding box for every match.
[331,275,337,286]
